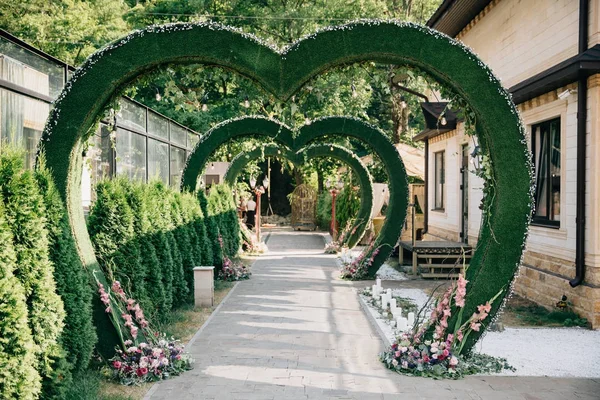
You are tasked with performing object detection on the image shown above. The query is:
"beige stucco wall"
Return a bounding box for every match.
[458,0,583,88]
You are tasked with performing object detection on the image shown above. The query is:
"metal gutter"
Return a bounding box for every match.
[571,0,589,287]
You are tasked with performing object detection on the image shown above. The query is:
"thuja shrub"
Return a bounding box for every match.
[0,197,41,400]
[198,189,223,271]
[0,150,66,398]
[123,180,167,319]
[316,191,332,231]
[169,191,192,305]
[207,184,240,259]
[88,178,146,303]
[35,161,96,374]
[147,182,176,314]
[336,184,360,233]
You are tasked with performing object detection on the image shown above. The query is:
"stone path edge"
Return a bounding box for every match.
[357,291,393,347]
[143,280,240,400]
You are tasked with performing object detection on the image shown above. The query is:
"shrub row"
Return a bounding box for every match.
[0,150,96,400]
[335,184,360,236]
[316,191,332,231]
[87,179,240,320]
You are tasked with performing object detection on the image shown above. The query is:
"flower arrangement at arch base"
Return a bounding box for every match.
[339,237,380,280]
[97,278,193,385]
[324,220,355,254]
[380,275,515,379]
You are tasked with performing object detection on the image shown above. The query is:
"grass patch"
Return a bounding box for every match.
[500,295,589,328]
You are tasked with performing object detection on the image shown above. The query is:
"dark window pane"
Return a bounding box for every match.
[116,128,146,181]
[170,123,187,146]
[533,118,560,225]
[148,138,169,184]
[188,132,199,149]
[0,88,49,169]
[148,111,168,139]
[0,37,64,99]
[118,98,146,131]
[434,151,445,209]
[89,124,114,186]
[170,146,186,189]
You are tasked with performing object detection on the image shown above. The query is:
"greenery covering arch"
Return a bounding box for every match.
[183,116,408,272]
[224,143,374,248]
[40,21,531,352]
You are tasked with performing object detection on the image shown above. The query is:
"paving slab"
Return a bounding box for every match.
[146,230,600,400]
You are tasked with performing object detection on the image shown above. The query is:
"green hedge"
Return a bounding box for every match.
[316,191,332,231]
[0,195,40,399]
[87,179,211,318]
[335,184,361,237]
[35,162,96,374]
[0,151,67,399]
[206,183,241,261]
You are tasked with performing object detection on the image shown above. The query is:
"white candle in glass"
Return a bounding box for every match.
[389,298,397,310]
[381,294,388,308]
[407,312,415,326]
[371,284,378,296]
[392,307,402,319]
[386,288,392,296]
[397,317,408,331]
[376,278,382,288]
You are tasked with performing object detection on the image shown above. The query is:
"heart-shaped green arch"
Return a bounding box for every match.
[182,115,408,275]
[40,21,532,352]
[224,143,374,248]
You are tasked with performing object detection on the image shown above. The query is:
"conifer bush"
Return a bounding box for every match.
[0,150,66,398]
[0,197,41,400]
[35,161,96,374]
[198,189,223,272]
[88,178,146,303]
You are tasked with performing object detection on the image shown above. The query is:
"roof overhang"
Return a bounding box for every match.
[414,102,460,142]
[509,44,600,104]
[427,0,493,37]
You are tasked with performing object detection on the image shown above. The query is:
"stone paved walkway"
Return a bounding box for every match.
[146,230,600,400]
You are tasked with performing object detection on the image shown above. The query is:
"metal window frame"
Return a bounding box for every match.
[433,150,445,211]
[531,118,561,228]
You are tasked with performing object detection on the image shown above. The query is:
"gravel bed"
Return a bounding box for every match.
[360,286,600,378]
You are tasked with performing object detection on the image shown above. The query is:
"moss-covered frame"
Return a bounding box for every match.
[183,116,408,273]
[41,21,531,352]
[224,143,374,248]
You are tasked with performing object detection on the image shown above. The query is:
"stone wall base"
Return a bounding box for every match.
[513,262,600,329]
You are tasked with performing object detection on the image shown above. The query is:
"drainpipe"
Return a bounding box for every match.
[570,0,589,287]
[423,140,429,235]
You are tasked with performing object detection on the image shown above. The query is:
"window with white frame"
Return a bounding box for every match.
[434,150,445,210]
[532,118,560,227]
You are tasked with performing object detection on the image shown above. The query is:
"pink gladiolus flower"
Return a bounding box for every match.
[478,311,489,321]
[457,330,464,342]
[470,322,481,331]
[130,326,138,339]
[446,334,454,344]
[449,356,459,366]
[435,325,445,337]
[442,349,450,357]
[105,306,111,313]
[478,302,492,314]
[443,308,451,317]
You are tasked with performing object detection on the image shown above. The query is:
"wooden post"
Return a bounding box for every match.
[256,189,261,243]
[193,267,214,307]
[330,189,338,241]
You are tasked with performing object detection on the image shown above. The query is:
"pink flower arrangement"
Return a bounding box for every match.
[106,338,192,385]
[217,234,252,281]
[340,239,380,280]
[95,276,194,385]
[380,273,505,378]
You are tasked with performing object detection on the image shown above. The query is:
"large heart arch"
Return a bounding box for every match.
[41,21,532,352]
[223,143,375,248]
[182,116,408,273]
